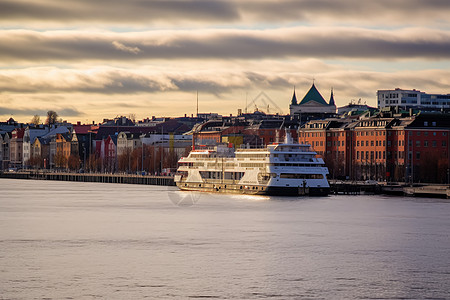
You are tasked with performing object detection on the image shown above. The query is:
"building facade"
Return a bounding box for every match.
[289,83,336,117]
[377,88,450,111]
[299,113,450,183]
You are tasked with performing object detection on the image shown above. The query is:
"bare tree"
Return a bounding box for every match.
[46,110,58,126]
[30,115,41,125]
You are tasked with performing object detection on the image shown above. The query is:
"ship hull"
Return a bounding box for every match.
[176,181,330,196]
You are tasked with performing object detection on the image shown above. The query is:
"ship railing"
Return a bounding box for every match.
[236,148,267,152]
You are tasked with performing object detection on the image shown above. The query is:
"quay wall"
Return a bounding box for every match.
[0,171,175,186]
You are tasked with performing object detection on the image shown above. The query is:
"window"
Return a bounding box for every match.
[424,141,428,147]
[387,141,391,147]
[416,141,420,147]
[366,141,369,146]
[357,141,360,147]
[416,152,420,160]
[443,141,447,147]
[357,151,360,159]
[432,141,437,147]
[371,141,374,146]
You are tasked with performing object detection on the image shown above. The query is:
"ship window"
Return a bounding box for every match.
[280,173,324,179]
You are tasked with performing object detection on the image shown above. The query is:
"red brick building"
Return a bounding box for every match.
[299,113,450,183]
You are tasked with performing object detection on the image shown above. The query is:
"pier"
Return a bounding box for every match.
[330,180,449,199]
[329,180,381,195]
[403,185,450,199]
[1,172,449,198]
[0,171,175,186]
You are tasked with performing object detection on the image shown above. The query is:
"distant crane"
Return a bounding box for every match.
[245,91,284,115]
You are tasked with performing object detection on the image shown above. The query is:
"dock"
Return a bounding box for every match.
[329,181,381,195]
[330,180,449,199]
[403,185,450,199]
[0,171,175,186]
[1,171,449,198]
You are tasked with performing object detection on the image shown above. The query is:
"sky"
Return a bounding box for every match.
[0,0,449,123]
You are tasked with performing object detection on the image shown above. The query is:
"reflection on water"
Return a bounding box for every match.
[1,179,449,299]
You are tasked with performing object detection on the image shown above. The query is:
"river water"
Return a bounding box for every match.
[0,179,449,299]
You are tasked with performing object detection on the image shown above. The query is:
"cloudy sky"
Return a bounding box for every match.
[1,0,449,123]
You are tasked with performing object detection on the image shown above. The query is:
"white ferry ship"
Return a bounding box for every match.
[174,134,330,196]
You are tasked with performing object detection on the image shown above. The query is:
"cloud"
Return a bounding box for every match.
[1,27,449,64]
[0,106,82,118]
[112,41,141,54]
[1,66,449,97]
[0,0,448,26]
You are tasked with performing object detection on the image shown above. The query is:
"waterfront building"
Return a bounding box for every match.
[22,126,49,168]
[73,123,98,168]
[117,132,142,156]
[299,112,450,183]
[31,137,51,168]
[289,83,337,122]
[49,133,72,169]
[0,133,4,169]
[1,132,11,170]
[377,88,450,111]
[9,128,25,168]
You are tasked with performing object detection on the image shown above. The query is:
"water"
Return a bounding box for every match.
[1,179,449,299]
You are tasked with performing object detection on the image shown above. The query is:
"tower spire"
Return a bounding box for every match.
[291,86,298,105]
[329,87,335,106]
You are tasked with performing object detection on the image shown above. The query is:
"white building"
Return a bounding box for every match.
[23,127,49,167]
[141,133,192,157]
[377,88,450,110]
[117,132,142,156]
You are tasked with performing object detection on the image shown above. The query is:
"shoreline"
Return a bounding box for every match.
[1,171,449,198]
[0,171,175,186]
